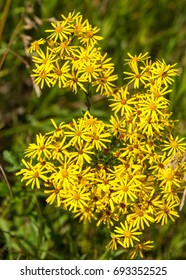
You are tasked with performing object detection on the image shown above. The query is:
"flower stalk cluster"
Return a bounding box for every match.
[16,12,186,259]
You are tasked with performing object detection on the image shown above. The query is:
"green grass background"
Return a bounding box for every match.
[0,0,186,259]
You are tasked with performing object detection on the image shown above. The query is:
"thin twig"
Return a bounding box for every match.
[180,186,186,211]
[0,17,23,70]
[0,164,13,199]
[0,0,12,40]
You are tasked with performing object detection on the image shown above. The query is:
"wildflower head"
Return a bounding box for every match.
[16,12,186,259]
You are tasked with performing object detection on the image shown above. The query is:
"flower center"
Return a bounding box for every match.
[33,171,39,178]
[149,103,157,110]
[167,172,174,181]
[121,99,126,105]
[124,230,131,238]
[122,185,128,192]
[40,70,47,79]
[55,25,64,33]
[170,140,178,148]
[86,65,94,73]
[56,69,62,76]
[61,170,69,178]
[73,193,80,200]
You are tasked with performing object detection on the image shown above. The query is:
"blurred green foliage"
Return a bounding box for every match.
[0,0,186,260]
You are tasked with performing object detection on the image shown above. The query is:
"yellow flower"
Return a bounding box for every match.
[137,93,168,122]
[106,233,119,251]
[16,159,48,189]
[155,200,179,225]
[109,86,135,116]
[114,221,142,248]
[111,177,139,204]
[28,38,46,53]
[93,68,118,96]
[79,23,103,45]
[89,123,111,151]
[124,52,150,64]
[31,64,54,88]
[65,118,90,145]
[62,184,90,211]
[127,206,154,230]
[52,60,70,88]
[158,167,181,190]
[31,48,57,69]
[124,61,149,88]
[69,141,94,166]
[78,60,101,83]
[45,20,73,41]
[45,183,62,207]
[24,133,53,160]
[65,70,87,93]
[50,136,70,161]
[129,240,154,259]
[50,156,79,187]
[61,11,81,23]
[151,59,179,87]
[162,135,186,156]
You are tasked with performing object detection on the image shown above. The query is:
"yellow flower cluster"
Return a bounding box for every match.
[16,12,186,259]
[29,11,117,96]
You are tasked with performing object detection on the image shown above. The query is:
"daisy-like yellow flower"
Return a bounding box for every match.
[28,38,46,53]
[124,61,149,88]
[149,81,172,98]
[158,167,181,190]
[47,119,67,138]
[106,233,119,251]
[129,240,154,259]
[69,141,94,166]
[73,205,96,223]
[151,59,179,87]
[31,64,54,88]
[83,111,100,128]
[127,206,154,230]
[155,200,179,226]
[114,221,142,248]
[24,133,52,160]
[109,114,126,136]
[149,152,168,174]
[78,60,101,83]
[137,115,164,138]
[162,135,186,156]
[61,11,80,23]
[16,159,48,189]
[93,67,118,96]
[89,123,111,151]
[31,48,57,70]
[45,20,73,42]
[65,70,87,93]
[44,183,62,207]
[62,184,90,211]
[73,15,88,36]
[96,207,119,228]
[50,156,79,187]
[54,39,76,57]
[99,52,115,70]
[52,60,70,88]
[137,93,168,122]
[73,44,100,65]
[50,136,70,161]
[124,52,150,64]
[65,118,90,145]
[109,86,135,116]
[80,23,103,45]
[111,177,139,204]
